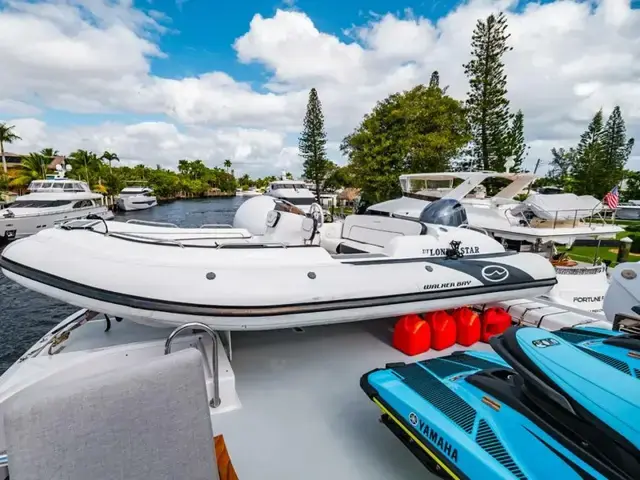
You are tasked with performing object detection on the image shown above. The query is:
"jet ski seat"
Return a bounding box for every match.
[337,215,426,254]
[490,327,640,451]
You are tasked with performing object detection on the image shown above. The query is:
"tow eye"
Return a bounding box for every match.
[445,240,464,260]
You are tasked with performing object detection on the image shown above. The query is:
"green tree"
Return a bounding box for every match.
[429,71,440,89]
[223,159,232,172]
[0,123,21,174]
[40,148,59,158]
[572,110,605,196]
[546,147,576,191]
[599,106,634,195]
[622,171,640,201]
[299,88,331,202]
[68,149,101,186]
[504,110,528,172]
[463,12,513,171]
[9,153,50,188]
[101,151,120,171]
[341,84,470,203]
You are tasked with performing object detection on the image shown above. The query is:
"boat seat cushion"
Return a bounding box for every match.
[341,215,425,247]
[3,348,218,480]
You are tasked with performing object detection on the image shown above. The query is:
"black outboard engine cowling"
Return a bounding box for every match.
[418,198,468,227]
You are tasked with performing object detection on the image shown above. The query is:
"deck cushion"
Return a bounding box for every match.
[341,215,425,247]
[3,348,217,480]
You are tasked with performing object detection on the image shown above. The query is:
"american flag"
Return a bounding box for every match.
[604,185,619,209]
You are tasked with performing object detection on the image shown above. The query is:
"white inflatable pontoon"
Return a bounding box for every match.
[0,198,557,330]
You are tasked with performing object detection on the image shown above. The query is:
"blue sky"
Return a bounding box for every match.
[2,0,639,175]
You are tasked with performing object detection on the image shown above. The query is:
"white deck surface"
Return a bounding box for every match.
[212,318,491,480]
[1,315,495,480]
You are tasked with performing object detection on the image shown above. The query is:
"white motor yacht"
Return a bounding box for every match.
[365,170,624,315]
[0,165,113,242]
[264,173,317,213]
[116,186,158,211]
[235,187,262,197]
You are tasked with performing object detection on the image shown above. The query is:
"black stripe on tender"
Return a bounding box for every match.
[392,363,476,434]
[0,257,557,318]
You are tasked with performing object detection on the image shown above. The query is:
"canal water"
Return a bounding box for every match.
[0,196,247,374]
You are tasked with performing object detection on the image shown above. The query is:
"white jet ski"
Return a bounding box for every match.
[0,198,557,330]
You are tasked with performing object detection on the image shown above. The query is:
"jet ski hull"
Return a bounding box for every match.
[0,227,556,330]
[362,345,639,479]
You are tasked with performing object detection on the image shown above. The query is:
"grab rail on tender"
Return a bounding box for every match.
[126,219,179,228]
[164,323,221,408]
[109,231,186,248]
[215,241,290,249]
[200,223,233,228]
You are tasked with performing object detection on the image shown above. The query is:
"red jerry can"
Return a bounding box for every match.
[481,307,512,343]
[426,311,457,351]
[452,307,481,347]
[393,314,431,356]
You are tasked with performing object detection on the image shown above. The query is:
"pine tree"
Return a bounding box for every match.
[463,12,513,171]
[505,110,527,172]
[600,106,635,196]
[299,88,330,202]
[429,71,440,89]
[572,109,605,196]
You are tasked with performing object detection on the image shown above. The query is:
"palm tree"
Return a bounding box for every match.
[40,148,59,158]
[9,153,49,189]
[223,159,232,172]
[0,123,21,174]
[101,151,120,170]
[68,149,101,185]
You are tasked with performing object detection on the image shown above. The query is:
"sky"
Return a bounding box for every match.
[1,0,640,177]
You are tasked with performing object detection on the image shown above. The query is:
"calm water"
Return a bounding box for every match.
[0,196,247,374]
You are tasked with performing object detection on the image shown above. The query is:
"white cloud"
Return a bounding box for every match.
[1,0,640,175]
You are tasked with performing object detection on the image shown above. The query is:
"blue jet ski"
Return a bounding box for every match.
[361,326,640,479]
[552,326,640,378]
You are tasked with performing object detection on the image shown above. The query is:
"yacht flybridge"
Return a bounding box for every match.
[0,164,113,242]
[368,171,623,245]
[0,198,557,330]
[264,172,317,213]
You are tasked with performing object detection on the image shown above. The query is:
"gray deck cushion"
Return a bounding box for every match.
[341,215,424,247]
[4,348,217,480]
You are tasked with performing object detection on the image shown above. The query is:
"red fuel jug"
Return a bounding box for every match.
[426,310,456,351]
[481,307,512,343]
[393,314,431,356]
[452,307,481,347]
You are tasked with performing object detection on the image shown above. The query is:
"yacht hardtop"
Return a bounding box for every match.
[264,174,317,213]
[368,171,623,245]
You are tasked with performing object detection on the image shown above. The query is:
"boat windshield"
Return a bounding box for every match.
[5,200,73,208]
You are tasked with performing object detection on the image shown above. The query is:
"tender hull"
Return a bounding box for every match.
[0,206,112,241]
[0,227,557,330]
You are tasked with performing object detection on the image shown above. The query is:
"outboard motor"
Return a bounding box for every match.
[418,198,468,227]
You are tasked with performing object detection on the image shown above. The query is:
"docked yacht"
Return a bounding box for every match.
[0,211,639,479]
[616,200,640,220]
[116,186,157,211]
[0,197,557,330]
[235,187,262,197]
[264,174,317,213]
[366,171,624,314]
[0,165,113,242]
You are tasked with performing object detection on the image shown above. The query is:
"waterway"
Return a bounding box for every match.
[0,196,247,374]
